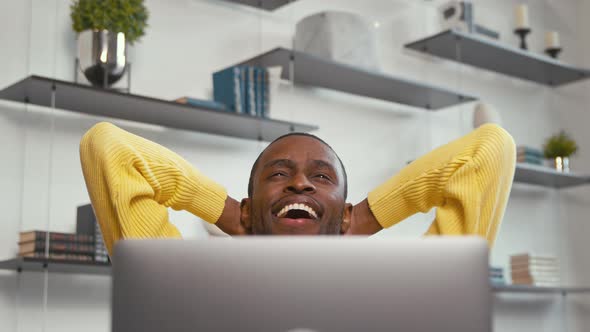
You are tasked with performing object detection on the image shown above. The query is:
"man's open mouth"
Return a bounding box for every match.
[276,203,318,220]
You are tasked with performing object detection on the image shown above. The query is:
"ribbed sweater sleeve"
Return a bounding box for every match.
[368,124,516,246]
[79,122,227,255]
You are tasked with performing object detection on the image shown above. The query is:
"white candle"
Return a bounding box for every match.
[545,31,560,48]
[515,4,529,29]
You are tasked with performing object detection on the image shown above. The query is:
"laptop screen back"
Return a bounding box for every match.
[112,237,490,332]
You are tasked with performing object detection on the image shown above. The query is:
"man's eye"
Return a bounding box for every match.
[314,174,332,181]
[271,172,286,177]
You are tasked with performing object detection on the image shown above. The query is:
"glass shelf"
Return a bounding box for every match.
[0,75,317,142]
[493,284,590,294]
[5,258,589,294]
[230,47,477,110]
[0,257,111,276]
[405,29,590,86]
[514,163,590,188]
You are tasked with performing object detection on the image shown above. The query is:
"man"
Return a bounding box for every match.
[80,122,515,256]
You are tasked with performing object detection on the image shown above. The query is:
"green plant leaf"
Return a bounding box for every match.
[543,130,579,158]
[70,0,149,44]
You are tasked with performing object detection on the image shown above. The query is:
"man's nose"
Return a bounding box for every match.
[286,173,316,193]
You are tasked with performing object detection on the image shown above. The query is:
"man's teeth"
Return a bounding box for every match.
[277,203,318,219]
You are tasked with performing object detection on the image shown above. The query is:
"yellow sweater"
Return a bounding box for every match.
[80,122,515,255]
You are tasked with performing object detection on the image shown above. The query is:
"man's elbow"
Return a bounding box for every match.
[79,122,118,163]
[475,123,516,169]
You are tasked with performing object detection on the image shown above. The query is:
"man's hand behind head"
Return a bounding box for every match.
[215,197,249,235]
[345,199,383,235]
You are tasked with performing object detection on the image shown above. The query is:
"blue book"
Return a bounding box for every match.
[175,97,227,112]
[212,66,235,112]
[256,67,263,117]
[262,68,270,118]
[246,66,256,116]
[241,67,249,115]
[490,278,506,286]
[213,66,245,113]
[252,66,259,117]
[517,152,544,159]
[517,146,543,158]
[240,66,248,114]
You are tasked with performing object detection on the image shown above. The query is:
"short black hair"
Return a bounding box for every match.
[247,132,348,199]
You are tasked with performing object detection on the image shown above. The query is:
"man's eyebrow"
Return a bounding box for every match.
[262,159,296,169]
[311,160,337,172]
[262,159,338,174]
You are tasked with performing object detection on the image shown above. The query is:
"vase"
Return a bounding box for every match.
[553,156,570,172]
[473,102,502,128]
[294,11,380,71]
[77,30,127,87]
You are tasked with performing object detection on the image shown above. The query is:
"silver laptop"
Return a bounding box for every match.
[112,237,490,332]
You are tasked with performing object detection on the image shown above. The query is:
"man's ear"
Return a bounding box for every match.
[240,198,253,234]
[340,203,353,235]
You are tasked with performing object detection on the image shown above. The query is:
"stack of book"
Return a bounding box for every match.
[15,204,110,264]
[510,253,560,287]
[93,218,109,263]
[517,146,544,166]
[18,230,95,262]
[213,65,270,118]
[77,204,110,263]
[489,266,506,286]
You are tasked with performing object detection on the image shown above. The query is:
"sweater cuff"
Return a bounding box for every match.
[367,179,407,229]
[181,171,228,224]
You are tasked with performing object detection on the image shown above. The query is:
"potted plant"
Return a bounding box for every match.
[70,0,149,87]
[543,130,578,172]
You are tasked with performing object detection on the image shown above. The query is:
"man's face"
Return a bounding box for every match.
[241,136,350,235]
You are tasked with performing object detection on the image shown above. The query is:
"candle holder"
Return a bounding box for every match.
[514,27,531,50]
[545,47,562,59]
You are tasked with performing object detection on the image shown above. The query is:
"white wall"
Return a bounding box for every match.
[0,0,589,331]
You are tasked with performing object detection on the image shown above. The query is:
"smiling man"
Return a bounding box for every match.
[80,121,515,256]
[241,133,351,235]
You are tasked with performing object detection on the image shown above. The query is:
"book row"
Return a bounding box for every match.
[213,65,270,118]
[517,146,544,165]
[509,253,560,287]
[16,204,110,264]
